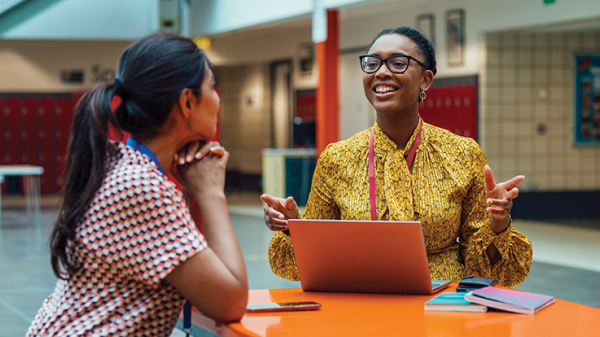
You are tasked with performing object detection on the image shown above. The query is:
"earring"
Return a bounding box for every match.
[419,90,426,101]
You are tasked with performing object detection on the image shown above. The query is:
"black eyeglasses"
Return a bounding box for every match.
[359,54,428,74]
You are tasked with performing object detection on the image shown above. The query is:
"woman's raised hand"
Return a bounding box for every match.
[174,140,225,166]
[260,195,299,232]
[484,165,524,233]
[175,141,228,199]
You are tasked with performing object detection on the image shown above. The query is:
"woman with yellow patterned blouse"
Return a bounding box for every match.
[261,27,532,287]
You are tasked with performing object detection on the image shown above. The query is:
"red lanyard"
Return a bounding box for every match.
[368,121,422,221]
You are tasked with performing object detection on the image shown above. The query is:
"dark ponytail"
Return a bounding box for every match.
[50,33,212,278]
[49,84,119,278]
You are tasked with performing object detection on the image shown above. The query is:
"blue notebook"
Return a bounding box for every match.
[424,292,488,312]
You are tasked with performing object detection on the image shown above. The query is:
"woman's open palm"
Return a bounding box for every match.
[484,165,524,223]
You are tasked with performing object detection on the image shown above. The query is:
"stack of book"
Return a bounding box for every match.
[424,287,555,314]
[424,292,487,312]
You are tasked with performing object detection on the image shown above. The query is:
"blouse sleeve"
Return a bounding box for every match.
[459,139,533,287]
[89,176,208,288]
[268,144,340,281]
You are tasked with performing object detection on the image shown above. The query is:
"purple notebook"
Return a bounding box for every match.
[465,286,555,314]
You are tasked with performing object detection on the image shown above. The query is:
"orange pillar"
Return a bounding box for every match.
[315,9,339,155]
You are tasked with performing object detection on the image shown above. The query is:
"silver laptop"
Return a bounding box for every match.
[287,219,451,295]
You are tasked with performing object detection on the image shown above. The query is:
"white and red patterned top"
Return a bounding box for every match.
[28,142,207,337]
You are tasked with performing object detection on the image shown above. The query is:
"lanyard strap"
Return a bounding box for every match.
[183,301,192,334]
[125,138,165,175]
[127,137,191,332]
[368,121,422,221]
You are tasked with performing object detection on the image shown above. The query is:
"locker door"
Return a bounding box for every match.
[464,84,477,140]
[437,87,450,132]
[432,87,444,128]
[55,97,76,190]
[39,98,58,194]
[454,86,465,136]
[423,87,437,125]
[3,98,21,165]
[21,98,37,164]
[447,87,458,134]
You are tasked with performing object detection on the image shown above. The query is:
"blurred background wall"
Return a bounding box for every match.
[1,0,599,216]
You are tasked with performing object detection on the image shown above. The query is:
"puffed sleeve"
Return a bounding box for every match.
[83,173,207,288]
[459,139,533,287]
[268,144,340,281]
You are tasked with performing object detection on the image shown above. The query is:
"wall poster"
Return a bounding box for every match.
[574,54,600,145]
[416,14,435,48]
[446,9,464,67]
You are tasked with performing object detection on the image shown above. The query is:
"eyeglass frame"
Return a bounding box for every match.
[358,53,428,74]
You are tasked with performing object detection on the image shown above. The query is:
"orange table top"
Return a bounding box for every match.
[180,283,600,337]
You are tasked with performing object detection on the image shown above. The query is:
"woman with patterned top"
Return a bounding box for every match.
[261,27,532,287]
[28,34,248,336]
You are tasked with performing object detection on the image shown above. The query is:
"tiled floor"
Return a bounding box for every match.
[0,193,599,336]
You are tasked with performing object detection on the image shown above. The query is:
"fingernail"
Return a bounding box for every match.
[486,207,491,212]
[486,199,492,204]
[195,152,201,159]
[210,147,218,152]
[279,214,285,219]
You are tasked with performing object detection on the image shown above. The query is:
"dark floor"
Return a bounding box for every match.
[0,205,599,336]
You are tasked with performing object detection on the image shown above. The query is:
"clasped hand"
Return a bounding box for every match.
[171,140,228,199]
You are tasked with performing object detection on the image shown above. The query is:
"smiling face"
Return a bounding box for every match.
[362,34,430,117]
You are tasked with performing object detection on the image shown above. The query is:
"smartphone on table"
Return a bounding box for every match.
[246,301,321,313]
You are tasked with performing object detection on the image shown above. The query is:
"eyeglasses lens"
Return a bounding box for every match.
[361,56,409,73]
[388,56,408,73]
[361,57,381,73]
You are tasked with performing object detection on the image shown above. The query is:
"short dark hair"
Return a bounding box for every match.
[367,26,437,76]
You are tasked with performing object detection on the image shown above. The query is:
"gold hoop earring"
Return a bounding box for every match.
[419,90,426,101]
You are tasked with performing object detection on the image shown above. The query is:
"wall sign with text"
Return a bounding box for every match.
[574,54,600,145]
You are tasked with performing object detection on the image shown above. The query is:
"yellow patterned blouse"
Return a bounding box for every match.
[268,119,532,287]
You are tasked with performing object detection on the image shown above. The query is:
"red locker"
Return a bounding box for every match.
[434,87,444,129]
[39,98,58,194]
[55,97,76,191]
[422,87,437,124]
[3,98,21,165]
[436,87,450,132]
[454,86,465,137]
[450,87,459,135]
[464,84,477,140]
[21,98,37,164]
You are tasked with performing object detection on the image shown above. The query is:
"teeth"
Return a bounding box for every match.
[376,86,396,93]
